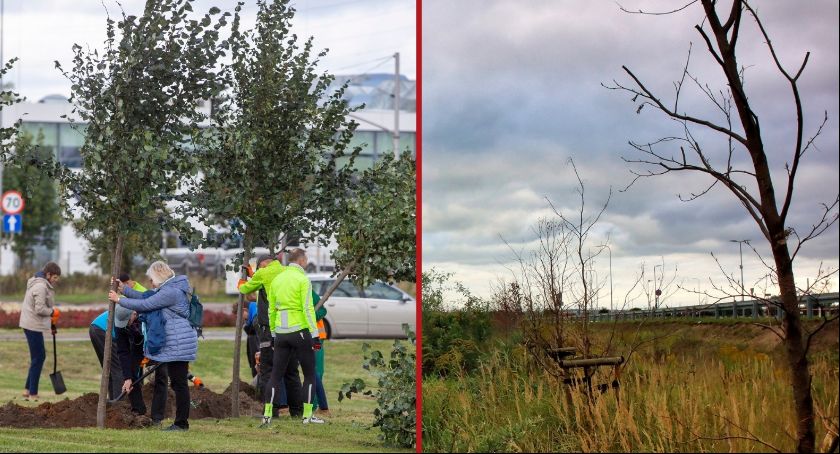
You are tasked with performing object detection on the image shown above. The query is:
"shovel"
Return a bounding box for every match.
[108,362,162,404]
[49,324,67,395]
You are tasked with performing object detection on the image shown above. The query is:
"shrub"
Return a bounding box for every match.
[338,325,416,449]
[421,269,492,377]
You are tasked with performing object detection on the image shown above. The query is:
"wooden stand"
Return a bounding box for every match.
[546,348,625,402]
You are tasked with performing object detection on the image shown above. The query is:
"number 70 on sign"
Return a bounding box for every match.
[2,191,25,215]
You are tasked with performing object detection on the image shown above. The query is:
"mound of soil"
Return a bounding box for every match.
[0,393,151,429]
[223,379,261,401]
[0,381,263,429]
[138,379,262,420]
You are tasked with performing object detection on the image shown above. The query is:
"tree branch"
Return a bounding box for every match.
[617,66,748,146]
[616,0,698,16]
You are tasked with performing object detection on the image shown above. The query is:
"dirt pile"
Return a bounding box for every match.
[0,381,263,429]
[139,380,262,420]
[223,379,261,401]
[0,393,150,429]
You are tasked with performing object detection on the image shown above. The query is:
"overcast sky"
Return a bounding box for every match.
[423,1,839,307]
[1,0,415,101]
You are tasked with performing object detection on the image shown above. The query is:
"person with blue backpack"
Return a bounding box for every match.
[89,305,132,400]
[108,261,197,431]
[90,273,150,404]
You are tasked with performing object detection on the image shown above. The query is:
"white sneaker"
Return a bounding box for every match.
[303,415,326,424]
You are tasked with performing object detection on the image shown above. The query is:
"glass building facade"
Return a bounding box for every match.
[20,120,414,171]
[20,121,85,168]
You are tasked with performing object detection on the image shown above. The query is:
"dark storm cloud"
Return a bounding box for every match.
[423,0,839,296]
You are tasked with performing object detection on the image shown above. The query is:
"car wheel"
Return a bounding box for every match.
[323,319,332,340]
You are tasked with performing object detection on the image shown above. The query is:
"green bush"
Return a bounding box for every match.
[338,325,416,449]
[421,269,492,377]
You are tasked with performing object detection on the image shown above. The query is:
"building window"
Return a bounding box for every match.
[21,122,86,168]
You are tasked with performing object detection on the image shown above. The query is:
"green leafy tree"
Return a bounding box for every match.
[2,135,61,268]
[86,224,162,276]
[45,0,230,428]
[189,0,360,415]
[0,58,22,149]
[0,59,32,264]
[317,152,416,308]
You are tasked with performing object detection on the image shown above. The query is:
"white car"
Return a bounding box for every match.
[310,274,415,339]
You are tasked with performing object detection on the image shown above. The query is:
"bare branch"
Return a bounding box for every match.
[694,23,726,68]
[805,312,840,355]
[752,322,785,341]
[616,0,698,16]
[790,196,840,261]
[617,66,747,145]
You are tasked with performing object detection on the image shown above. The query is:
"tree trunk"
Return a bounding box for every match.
[231,233,252,417]
[699,2,817,449]
[279,235,289,265]
[314,260,356,311]
[772,237,815,453]
[96,234,123,429]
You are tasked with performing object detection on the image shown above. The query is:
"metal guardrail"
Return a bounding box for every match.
[589,292,840,321]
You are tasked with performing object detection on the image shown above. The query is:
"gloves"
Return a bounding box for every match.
[237,278,248,289]
[51,308,61,325]
[51,323,57,335]
[312,338,322,352]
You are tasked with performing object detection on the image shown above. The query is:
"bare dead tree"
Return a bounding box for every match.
[546,158,612,358]
[502,216,575,373]
[605,1,839,451]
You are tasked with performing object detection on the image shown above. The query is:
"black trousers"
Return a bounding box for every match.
[151,361,190,428]
[246,332,259,378]
[88,326,123,400]
[268,330,316,417]
[256,326,303,417]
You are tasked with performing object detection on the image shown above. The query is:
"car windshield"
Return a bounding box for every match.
[314,279,362,298]
[364,282,405,300]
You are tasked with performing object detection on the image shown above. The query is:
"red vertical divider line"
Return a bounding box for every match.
[415,0,423,452]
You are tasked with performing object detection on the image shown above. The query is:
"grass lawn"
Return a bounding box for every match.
[0,330,409,452]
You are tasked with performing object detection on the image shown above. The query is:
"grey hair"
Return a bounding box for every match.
[146,261,175,286]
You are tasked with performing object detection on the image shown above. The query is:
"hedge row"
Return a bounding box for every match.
[0,309,237,329]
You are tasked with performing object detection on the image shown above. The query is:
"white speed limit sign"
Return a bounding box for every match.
[1,190,25,215]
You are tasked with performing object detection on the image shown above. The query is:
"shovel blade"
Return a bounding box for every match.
[50,371,67,395]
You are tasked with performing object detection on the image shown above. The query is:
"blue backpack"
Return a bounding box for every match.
[185,287,204,337]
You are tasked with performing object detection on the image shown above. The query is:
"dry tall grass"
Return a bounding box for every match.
[422,322,839,452]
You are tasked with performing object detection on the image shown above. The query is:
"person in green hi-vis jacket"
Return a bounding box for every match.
[261,248,324,427]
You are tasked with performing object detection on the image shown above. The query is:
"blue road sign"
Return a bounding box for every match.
[3,214,21,233]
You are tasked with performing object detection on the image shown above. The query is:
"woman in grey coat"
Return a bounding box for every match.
[108,261,196,431]
[19,262,62,400]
